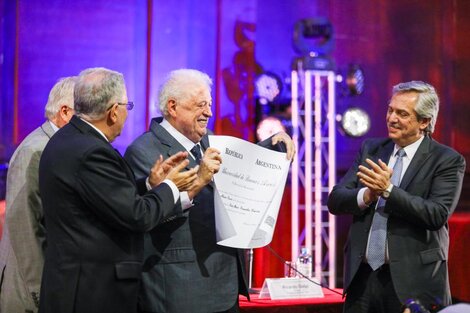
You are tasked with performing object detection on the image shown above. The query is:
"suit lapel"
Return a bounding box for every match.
[370,140,394,166]
[200,135,210,152]
[399,136,432,190]
[149,118,196,169]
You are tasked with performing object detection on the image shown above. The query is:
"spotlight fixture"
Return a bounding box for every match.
[293,17,334,56]
[337,107,370,137]
[255,72,285,131]
[292,17,335,71]
[255,72,282,105]
[346,64,365,95]
[256,116,287,141]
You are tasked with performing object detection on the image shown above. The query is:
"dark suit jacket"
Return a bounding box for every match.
[38,116,181,313]
[124,117,286,313]
[327,136,465,306]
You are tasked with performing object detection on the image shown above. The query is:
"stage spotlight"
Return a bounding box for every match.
[256,116,287,141]
[293,17,334,56]
[292,17,335,70]
[337,107,370,137]
[346,64,364,95]
[255,72,284,131]
[255,72,282,105]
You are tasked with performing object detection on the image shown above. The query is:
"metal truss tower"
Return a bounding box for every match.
[291,69,337,287]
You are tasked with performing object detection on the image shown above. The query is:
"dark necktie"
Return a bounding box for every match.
[190,144,202,164]
[367,148,406,270]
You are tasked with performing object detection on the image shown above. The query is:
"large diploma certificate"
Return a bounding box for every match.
[209,135,290,249]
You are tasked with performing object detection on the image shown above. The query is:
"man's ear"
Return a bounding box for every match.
[59,105,73,119]
[53,105,74,128]
[107,104,118,124]
[59,105,68,119]
[420,117,431,131]
[167,99,177,117]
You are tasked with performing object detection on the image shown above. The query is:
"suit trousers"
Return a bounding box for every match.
[344,263,402,313]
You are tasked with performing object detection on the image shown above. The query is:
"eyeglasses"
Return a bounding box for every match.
[107,101,134,111]
[118,102,134,111]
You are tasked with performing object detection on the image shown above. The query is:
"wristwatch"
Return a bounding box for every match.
[382,184,393,199]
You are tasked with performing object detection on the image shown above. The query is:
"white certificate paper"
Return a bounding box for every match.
[209,135,290,249]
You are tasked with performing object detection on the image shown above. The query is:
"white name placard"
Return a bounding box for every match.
[259,277,324,300]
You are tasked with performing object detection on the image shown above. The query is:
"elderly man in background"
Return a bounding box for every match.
[0,76,77,313]
[125,68,294,313]
[38,67,198,313]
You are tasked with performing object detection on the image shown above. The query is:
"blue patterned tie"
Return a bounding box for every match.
[190,144,202,164]
[367,148,406,270]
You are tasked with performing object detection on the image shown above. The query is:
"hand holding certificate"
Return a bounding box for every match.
[209,135,291,249]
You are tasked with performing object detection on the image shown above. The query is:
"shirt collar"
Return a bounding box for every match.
[160,118,198,152]
[393,135,424,160]
[79,117,109,142]
[48,120,59,133]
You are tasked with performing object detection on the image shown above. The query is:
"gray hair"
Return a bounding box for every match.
[392,80,439,134]
[158,69,212,116]
[74,67,125,121]
[44,76,77,119]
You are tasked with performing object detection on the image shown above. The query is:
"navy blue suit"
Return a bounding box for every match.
[328,136,465,306]
[39,116,181,313]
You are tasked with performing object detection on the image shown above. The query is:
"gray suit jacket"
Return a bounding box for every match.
[327,136,466,306]
[0,121,55,313]
[124,118,286,313]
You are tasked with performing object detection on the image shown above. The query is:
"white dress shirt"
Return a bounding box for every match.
[160,118,202,210]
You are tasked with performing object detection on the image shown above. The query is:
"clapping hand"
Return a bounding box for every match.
[148,152,197,190]
[357,158,392,203]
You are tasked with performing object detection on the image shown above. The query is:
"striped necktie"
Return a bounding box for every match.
[190,144,202,164]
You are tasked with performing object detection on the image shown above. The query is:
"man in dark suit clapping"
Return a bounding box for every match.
[328,81,465,313]
[38,67,198,313]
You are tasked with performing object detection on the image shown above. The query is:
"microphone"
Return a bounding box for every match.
[267,245,343,296]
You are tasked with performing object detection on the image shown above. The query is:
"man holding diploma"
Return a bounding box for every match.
[124,69,294,313]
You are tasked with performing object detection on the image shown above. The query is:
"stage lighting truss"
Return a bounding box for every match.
[291,69,336,288]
